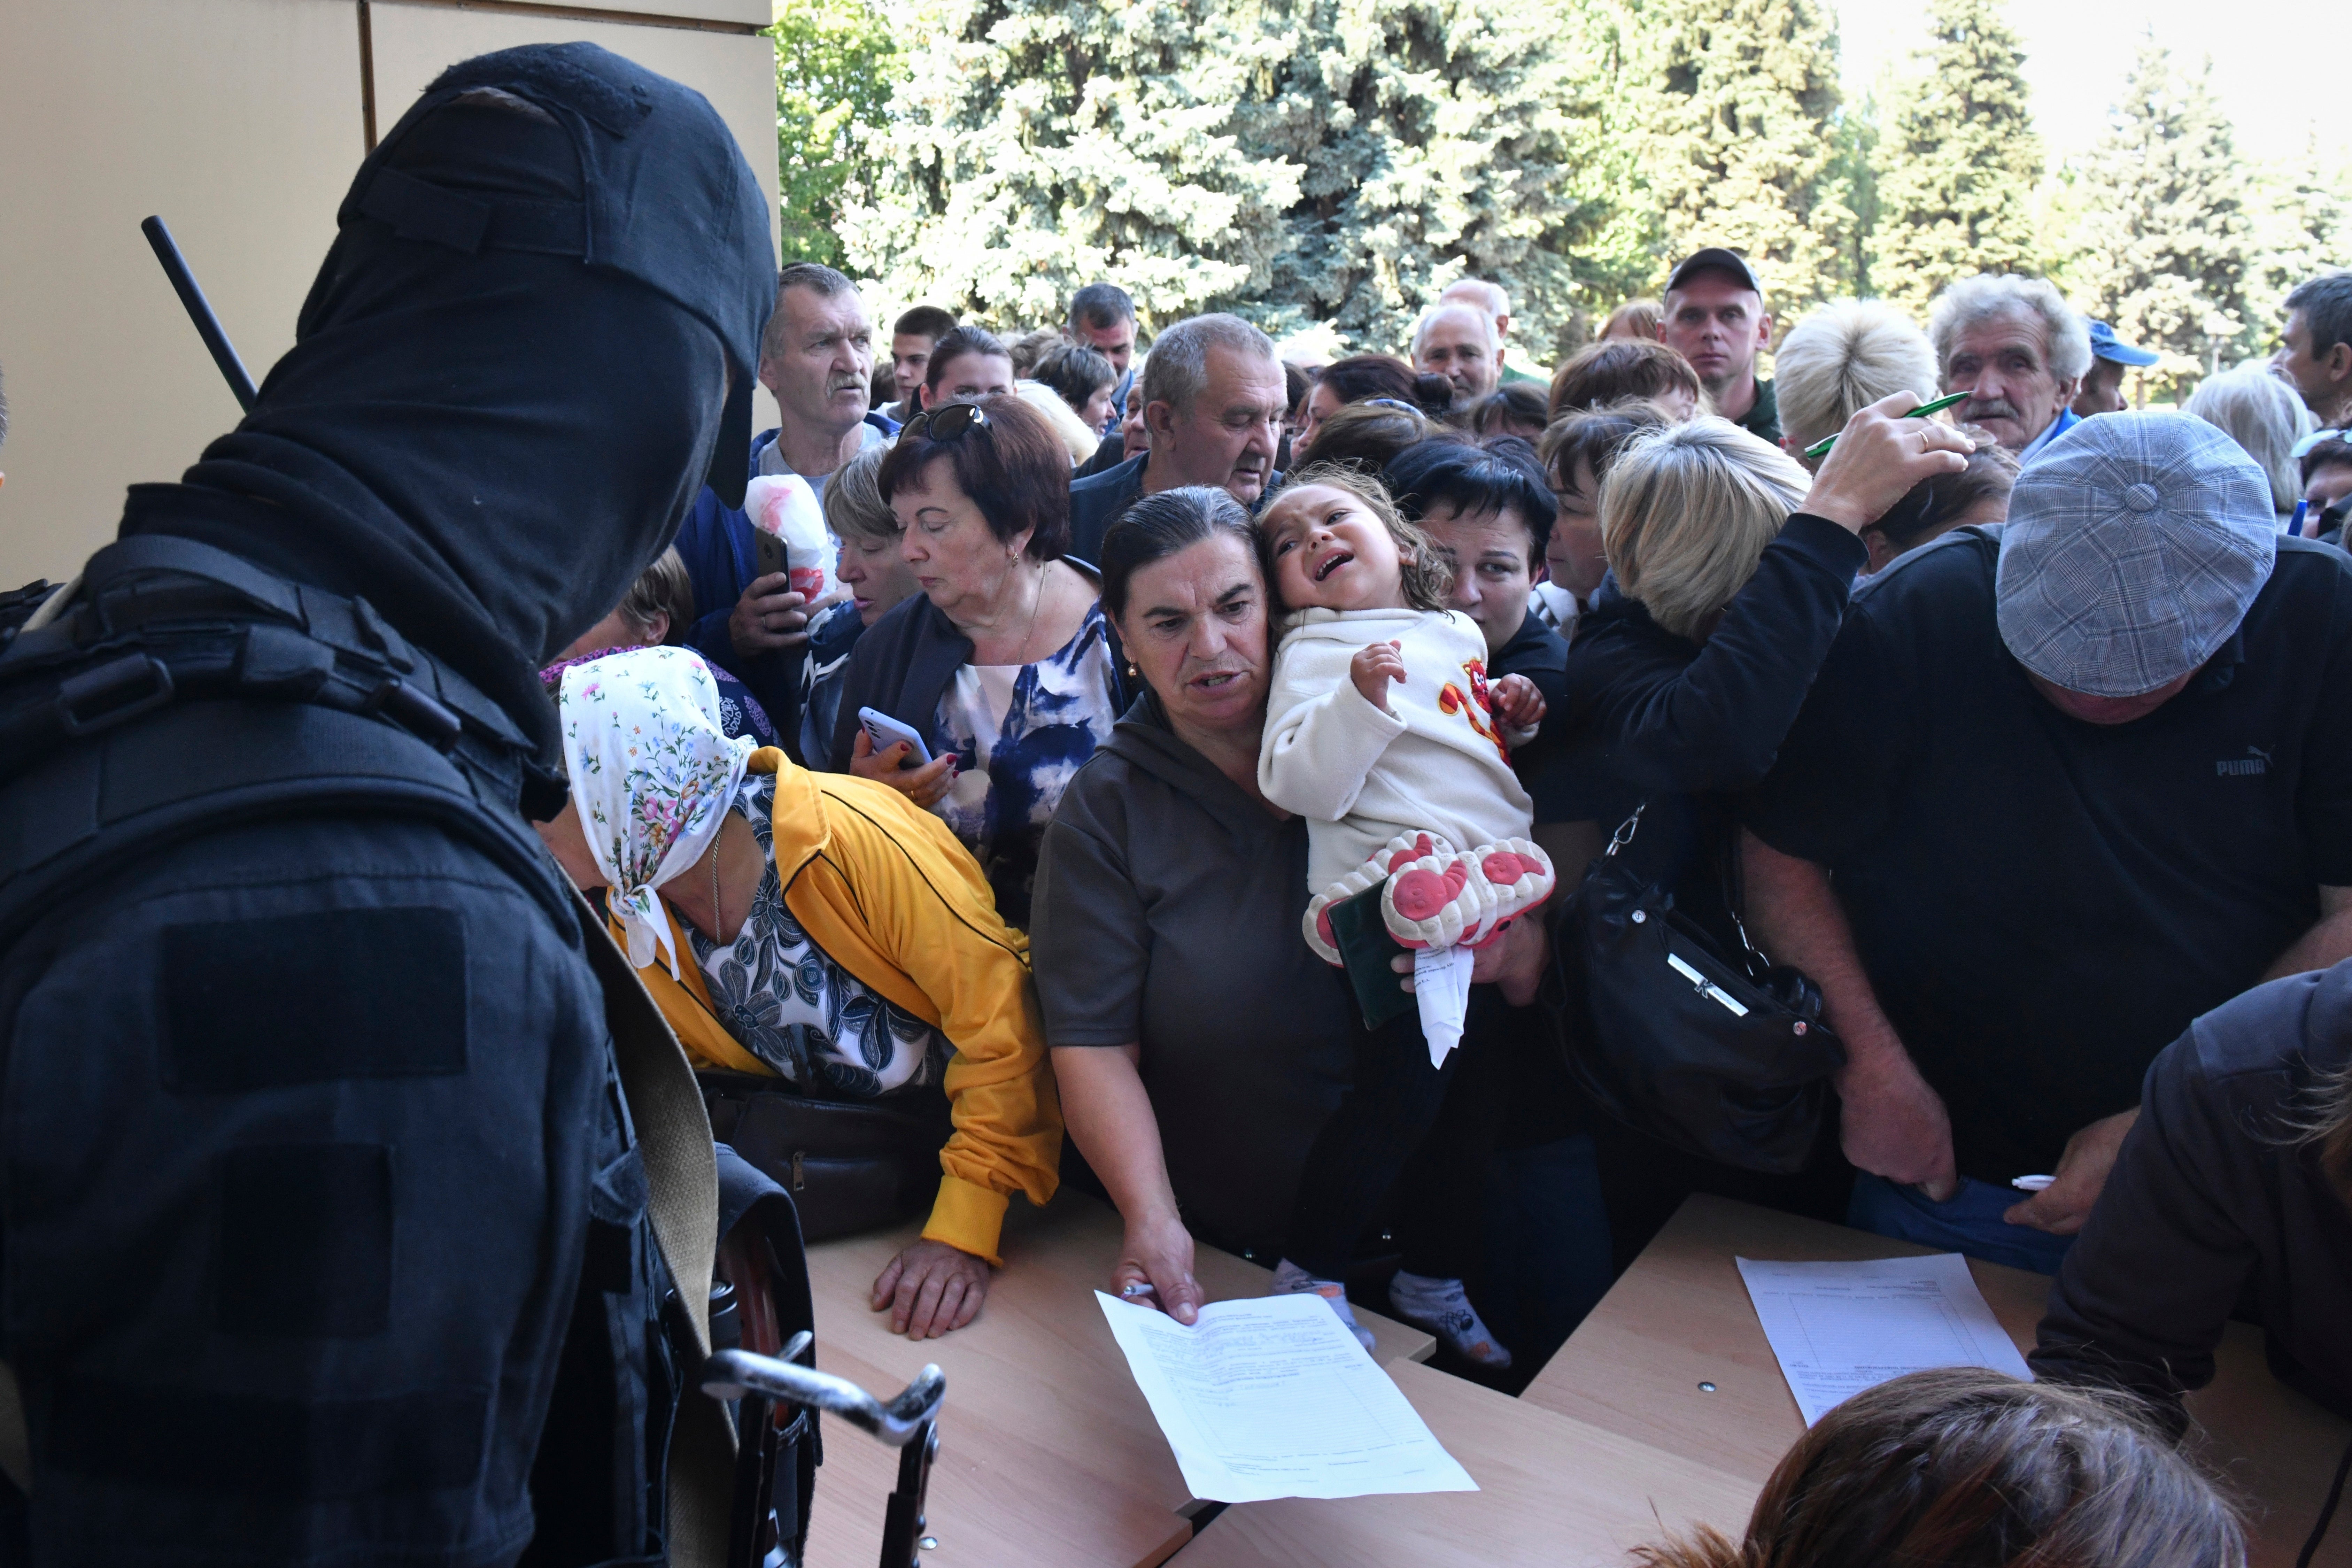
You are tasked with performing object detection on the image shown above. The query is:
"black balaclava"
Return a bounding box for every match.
[118,44,776,761]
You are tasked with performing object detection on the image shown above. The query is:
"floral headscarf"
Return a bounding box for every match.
[559,646,755,979]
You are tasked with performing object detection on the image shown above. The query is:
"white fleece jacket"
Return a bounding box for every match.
[1258,606,1535,894]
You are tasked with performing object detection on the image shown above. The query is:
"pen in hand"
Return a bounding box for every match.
[1804,389,1974,459]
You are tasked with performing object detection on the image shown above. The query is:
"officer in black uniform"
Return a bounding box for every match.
[0,44,774,1566]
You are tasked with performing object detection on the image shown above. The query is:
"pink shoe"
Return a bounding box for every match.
[1303,831,1455,964]
[1381,838,1554,951]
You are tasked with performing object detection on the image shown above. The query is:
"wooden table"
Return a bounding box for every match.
[1523,1194,2352,1568]
[799,1191,1433,1568]
[1168,1359,1755,1567]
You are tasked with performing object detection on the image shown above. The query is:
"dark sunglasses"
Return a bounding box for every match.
[904,401,991,443]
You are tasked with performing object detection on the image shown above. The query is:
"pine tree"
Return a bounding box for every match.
[1863,0,2041,313]
[838,0,1620,353]
[2070,40,2253,395]
[1627,0,1856,309]
[1240,0,1606,356]
[836,0,1305,330]
[2245,136,2352,353]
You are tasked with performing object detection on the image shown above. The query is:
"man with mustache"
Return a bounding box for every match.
[672,262,894,755]
[1929,274,2091,463]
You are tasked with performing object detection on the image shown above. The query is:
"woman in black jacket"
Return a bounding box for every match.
[1553,397,1972,1256]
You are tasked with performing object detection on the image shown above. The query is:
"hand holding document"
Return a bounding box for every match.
[1096,1290,1477,1503]
[1736,1254,2033,1426]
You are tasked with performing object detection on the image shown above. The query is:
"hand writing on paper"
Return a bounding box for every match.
[871,1238,991,1338]
[1110,1210,1203,1327]
[2003,1106,2140,1235]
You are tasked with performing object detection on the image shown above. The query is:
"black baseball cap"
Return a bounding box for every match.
[1665,247,1764,300]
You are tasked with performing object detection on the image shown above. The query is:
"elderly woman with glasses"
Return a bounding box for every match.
[832,393,1138,927]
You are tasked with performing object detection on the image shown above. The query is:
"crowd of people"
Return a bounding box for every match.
[603,235,2352,1544]
[7,40,2351,1564]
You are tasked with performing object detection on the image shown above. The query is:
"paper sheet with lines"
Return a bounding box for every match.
[1735,1253,2033,1426]
[1096,1289,1477,1503]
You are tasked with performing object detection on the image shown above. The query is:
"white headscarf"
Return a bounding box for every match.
[559,646,755,978]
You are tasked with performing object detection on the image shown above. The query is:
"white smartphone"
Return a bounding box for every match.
[858,706,933,768]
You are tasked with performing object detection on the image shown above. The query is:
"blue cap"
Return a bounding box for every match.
[2086,319,2160,368]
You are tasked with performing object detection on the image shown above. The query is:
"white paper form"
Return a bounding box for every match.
[1094,1290,1478,1503]
[1735,1254,2034,1426]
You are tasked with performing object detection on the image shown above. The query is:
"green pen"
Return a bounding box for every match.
[1803,390,1975,459]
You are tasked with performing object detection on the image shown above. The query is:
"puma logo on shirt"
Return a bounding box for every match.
[2216,745,2273,777]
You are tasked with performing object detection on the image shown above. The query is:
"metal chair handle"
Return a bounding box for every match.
[701,1347,945,1448]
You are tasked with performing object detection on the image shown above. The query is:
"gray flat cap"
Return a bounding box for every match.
[1996,412,2276,697]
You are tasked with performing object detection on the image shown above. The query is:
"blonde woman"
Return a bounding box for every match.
[1772,300,1941,463]
[1555,397,1969,1253]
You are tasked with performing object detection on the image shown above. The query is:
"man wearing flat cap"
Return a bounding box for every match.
[0,43,776,1564]
[1739,414,2352,1272]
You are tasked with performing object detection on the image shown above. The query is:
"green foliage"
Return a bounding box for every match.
[1242,0,1606,356]
[1864,0,2042,312]
[2067,39,2253,397]
[1623,0,1856,310]
[2245,136,2352,351]
[837,0,1304,332]
[840,0,1626,355]
[769,0,907,267]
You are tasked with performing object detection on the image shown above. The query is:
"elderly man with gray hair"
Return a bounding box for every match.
[1439,277,1545,386]
[1739,413,2352,1274]
[1067,312,1288,563]
[1413,299,1505,410]
[1928,273,2094,461]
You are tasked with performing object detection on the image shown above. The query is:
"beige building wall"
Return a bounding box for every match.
[0,0,779,590]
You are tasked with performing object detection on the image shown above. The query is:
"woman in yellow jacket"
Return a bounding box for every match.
[536,646,1059,1338]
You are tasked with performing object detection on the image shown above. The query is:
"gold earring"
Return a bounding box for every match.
[1124,661,1139,678]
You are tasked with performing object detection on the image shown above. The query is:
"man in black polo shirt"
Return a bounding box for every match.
[1741,413,2352,1273]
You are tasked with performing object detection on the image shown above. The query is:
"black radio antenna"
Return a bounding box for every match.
[140,215,259,413]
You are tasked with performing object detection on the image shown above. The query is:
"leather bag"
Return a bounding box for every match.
[1542,808,1846,1173]
[699,1071,952,1244]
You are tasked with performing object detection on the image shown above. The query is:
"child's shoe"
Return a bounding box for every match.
[1270,1258,1377,1350]
[1303,831,1455,963]
[1386,1270,1513,1370]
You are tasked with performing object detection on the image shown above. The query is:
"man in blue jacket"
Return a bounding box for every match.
[673,261,895,754]
[1066,313,1287,565]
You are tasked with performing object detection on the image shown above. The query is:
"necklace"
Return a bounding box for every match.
[709,819,726,939]
[1009,561,1046,663]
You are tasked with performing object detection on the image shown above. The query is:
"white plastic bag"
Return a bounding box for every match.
[743,472,838,604]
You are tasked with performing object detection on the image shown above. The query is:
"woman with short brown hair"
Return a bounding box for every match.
[1636,1367,2244,1568]
[834,393,1135,925]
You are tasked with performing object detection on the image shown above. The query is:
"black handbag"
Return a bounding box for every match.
[700,1071,953,1244]
[1542,806,1846,1173]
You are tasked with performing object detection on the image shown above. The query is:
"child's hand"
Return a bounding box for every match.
[1491,673,1546,730]
[1351,640,1407,713]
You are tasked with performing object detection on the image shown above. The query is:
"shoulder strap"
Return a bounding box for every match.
[571,886,737,1568]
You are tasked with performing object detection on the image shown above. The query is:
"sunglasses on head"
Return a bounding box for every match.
[904,401,991,443]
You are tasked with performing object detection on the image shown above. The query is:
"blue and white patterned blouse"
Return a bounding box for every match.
[686,774,949,1099]
[934,600,1122,929]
